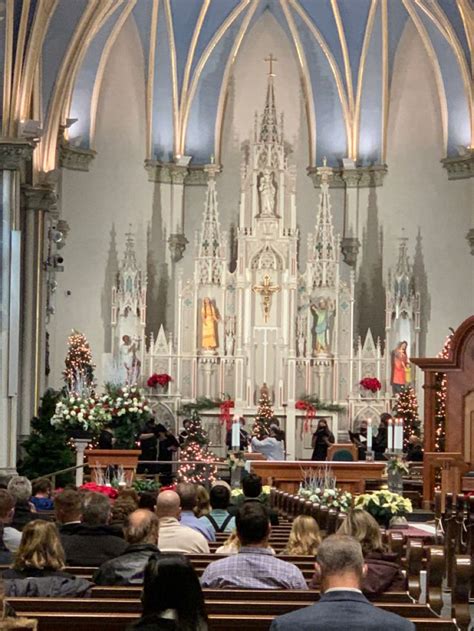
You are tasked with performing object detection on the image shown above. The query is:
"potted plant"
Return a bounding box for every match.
[359,377,382,397]
[50,392,111,440]
[354,488,412,529]
[100,384,153,449]
[147,373,173,393]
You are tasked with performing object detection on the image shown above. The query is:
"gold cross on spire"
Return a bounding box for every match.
[252,274,281,323]
[264,53,277,76]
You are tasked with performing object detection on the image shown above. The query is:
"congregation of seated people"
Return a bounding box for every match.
[0,473,417,630]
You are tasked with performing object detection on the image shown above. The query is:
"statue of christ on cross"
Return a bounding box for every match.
[252,274,280,323]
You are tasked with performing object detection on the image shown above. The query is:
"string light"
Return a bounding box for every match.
[252,385,274,439]
[63,329,95,391]
[178,413,217,484]
[393,386,421,449]
[434,334,452,452]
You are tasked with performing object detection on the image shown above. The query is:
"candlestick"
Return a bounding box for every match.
[367,419,372,451]
[231,417,241,450]
[387,418,393,451]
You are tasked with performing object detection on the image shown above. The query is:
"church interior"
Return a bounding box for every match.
[0,0,473,628]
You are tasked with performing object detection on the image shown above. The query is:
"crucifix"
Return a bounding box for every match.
[264,53,277,76]
[252,274,281,323]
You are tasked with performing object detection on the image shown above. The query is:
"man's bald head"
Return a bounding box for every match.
[156,490,181,520]
[125,509,159,544]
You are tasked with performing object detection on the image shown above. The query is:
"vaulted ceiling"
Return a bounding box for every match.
[1,0,472,171]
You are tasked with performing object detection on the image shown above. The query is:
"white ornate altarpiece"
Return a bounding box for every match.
[104,71,422,458]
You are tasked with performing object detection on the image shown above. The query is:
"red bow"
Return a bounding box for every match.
[219,400,235,431]
[296,400,316,433]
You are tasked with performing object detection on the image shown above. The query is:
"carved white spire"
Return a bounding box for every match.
[196,163,225,286]
[387,235,417,318]
[112,227,146,324]
[311,160,337,287]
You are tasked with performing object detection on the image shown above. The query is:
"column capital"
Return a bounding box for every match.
[59,141,96,172]
[21,184,57,213]
[145,160,208,186]
[307,163,388,189]
[441,149,473,180]
[0,138,35,169]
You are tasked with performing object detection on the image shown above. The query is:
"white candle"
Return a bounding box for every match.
[387,418,393,451]
[367,420,372,451]
[231,417,241,450]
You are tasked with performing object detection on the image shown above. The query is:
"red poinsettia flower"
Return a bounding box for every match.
[359,377,382,393]
[147,373,173,388]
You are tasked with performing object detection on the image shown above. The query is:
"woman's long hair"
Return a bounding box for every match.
[142,554,207,631]
[13,520,65,571]
[194,486,210,518]
[337,509,384,556]
[284,515,321,556]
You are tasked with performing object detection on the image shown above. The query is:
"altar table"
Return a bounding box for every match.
[250,460,386,494]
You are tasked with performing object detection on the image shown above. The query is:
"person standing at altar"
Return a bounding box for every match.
[373,413,392,460]
[251,425,285,460]
[391,340,410,394]
[311,419,335,461]
[137,418,159,474]
[156,424,179,484]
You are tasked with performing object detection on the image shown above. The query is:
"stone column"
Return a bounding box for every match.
[341,167,361,268]
[19,184,57,437]
[0,140,34,474]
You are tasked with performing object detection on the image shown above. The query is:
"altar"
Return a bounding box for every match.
[251,460,386,494]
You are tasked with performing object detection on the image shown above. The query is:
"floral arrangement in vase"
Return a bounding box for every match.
[359,377,382,393]
[147,373,173,389]
[231,485,271,506]
[298,486,353,513]
[50,392,111,438]
[354,488,412,528]
[101,384,152,449]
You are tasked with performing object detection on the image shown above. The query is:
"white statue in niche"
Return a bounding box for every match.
[258,170,277,217]
[311,297,335,354]
[119,334,141,383]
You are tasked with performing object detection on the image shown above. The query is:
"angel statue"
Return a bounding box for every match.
[311,297,335,354]
[258,170,276,217]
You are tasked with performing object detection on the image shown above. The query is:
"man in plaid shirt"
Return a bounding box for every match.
[200,502,308,590]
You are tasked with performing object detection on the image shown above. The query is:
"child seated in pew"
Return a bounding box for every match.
[2,520,92,597]
[127,554,208,631]
[310,510,407,597]
[282,515,321,556]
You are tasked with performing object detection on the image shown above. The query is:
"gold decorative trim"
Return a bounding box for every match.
[178,0,211,153]
[164,0,180,157]
[280,0,317,166]
[331,0,355,124]
[402,0,448,154]
[381,0,388,162]
[353,0,378,161]
[290,0,352,160]
[180,0,250,157]
[146,0,159,160]
[89,0,136,147]
[8,0,30,136]
[213,0,256,164]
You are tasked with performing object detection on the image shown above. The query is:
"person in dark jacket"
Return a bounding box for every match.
[406,435,424,462]
[3,520,92,597]
[94,509,160,585]
[373,413,392,460]
[60,491,127,566]
[271,535,414,631]
[7,477,35,531]
[55,488,83,534]
[126,554,208,631]
[311,419,335,461]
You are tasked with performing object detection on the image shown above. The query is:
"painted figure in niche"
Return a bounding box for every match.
[120,334,140,383]
[310,297,335,353]
[391,340,411,394]
[258,170,276,217]
[201,297,219,350]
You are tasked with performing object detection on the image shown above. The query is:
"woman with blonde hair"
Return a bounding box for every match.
[194,486,210,518]
[334,509,407,596]
[2,520,92,597]
[283,515,321,556]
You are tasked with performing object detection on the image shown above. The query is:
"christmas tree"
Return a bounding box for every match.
[178,411,217,484]
[63,330,95,391]
[434,334,452,451]
[252,382,274,439]
[393,385,421,449]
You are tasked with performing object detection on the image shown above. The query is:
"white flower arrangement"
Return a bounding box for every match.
[101,385,151,420]
[354,488,413,522]
[298,485,353,512]
[51,395,111,435]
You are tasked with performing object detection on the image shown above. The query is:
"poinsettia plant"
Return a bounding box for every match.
[80,482,118,500]
[147,373,173,388]
[359,377,382,393]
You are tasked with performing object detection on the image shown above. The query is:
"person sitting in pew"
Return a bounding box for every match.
[228,474,279,526]
[30,480,54,512]
[2,520,92,597]
[7,478,35,532]
[93,509,160,586]
[200,483,236,534]
[156,491,209,554]
[60,491,128,566]
[127,554,208,631]
[270,534,414,631]
[176,483,215,542]
[201,502,307,589]
[319,509,407,597]
[0,490,21,561]
[282,515,321,556]
[54,489,83,534]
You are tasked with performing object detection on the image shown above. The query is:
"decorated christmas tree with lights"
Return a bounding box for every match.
[252,383,274,439]
[434,333,453,452]
[393,386,421,449]
[63,330,95,391]
[178,411,217,484]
